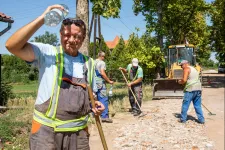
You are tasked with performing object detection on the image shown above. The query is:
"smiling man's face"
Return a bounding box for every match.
[60,24,85,56]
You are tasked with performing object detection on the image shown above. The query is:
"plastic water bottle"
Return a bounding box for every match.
[44,4,69,27]
[108,85,113,97]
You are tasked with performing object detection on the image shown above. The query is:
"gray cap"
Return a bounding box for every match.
[180,60,188,65]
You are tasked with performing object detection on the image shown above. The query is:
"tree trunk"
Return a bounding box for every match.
[157,0,163,52]
[76,0,89,55]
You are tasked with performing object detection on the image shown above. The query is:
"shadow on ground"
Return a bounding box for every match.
[173,112,199,122]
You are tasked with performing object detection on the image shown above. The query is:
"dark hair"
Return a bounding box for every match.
[60,17,86,39]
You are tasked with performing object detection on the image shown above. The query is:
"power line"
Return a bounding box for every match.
[117,18,134,33]
[101,19,124,36]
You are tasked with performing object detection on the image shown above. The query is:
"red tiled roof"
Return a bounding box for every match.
[105,36,128,49]
[0,12,14,23]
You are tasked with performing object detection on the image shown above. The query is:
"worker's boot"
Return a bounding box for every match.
[133,110,141,116]
[101,118,113,123]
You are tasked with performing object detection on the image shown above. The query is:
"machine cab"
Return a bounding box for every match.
[168,44,195,66]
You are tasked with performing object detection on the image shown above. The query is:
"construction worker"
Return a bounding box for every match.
[95,51,114,123]
[119,58,143,116]
[5,5,105,150]
[178,60,205,124]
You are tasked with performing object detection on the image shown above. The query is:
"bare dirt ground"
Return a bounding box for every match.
[89,71,224,150]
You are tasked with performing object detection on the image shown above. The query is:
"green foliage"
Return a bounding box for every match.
[32,31,59,46]
[210,0,225,64]
[91,0,121,18]
[133,0,211,67]
[2,55,37,83]
[89,35,110,59]
[107,36,126,81]
[0,110,27,142]
[0,81,14,106]
[89,33,164,82]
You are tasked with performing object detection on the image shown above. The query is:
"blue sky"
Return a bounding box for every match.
[0,0,146,54]
[0,0,216,62]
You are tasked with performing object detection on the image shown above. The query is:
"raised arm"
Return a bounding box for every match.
[5,4,64,62]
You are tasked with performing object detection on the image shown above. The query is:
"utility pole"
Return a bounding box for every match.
[89,14,102,59]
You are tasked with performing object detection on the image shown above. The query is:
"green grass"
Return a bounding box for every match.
[12,81,38,93]
[0,109,31,150]
[11,81,38,99]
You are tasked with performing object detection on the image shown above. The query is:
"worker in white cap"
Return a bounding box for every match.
[119,58,143,116]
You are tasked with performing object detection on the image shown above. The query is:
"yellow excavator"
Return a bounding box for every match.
[152,44,201,99]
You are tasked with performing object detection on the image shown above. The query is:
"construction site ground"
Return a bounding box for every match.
[89,71,224,150]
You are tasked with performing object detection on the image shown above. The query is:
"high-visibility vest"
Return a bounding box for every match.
[33,46,94,132]
[184,67,201,91]
[127,64,140,82]
[184,78,200,91]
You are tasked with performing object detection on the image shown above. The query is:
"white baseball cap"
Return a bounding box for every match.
[132,58,138,66]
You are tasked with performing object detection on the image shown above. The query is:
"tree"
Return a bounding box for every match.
[76,0,121,55]
[76,0,89,55]
[33,31,59,46]
[0,81,14,106]
[107,36,126,80]
[133,0,211,65]
[210,0,225,65]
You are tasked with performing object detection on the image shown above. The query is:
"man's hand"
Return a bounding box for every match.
[178,79,182,84]
[109,80,114,84]
[91,101,105,116]
[127,82,132,87]
[41,4,65,18]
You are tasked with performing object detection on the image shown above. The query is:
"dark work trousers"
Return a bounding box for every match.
[128,84,143,112]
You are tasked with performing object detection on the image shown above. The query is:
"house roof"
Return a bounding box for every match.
[105,36,128,49]
[0,12,14,23]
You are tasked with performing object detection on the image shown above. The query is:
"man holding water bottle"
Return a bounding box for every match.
[5,4,105,150]
[95,51,114,123]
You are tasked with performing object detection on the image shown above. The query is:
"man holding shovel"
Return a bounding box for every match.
[5,5,105,149]
[119,58,143,116]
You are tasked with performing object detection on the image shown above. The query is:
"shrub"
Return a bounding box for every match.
[0,81,14,106]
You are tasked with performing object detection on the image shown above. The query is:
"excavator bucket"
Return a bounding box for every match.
[152,79,184,99]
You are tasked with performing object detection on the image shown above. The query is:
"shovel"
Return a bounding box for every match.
[120,70,146,118]
[201,103,216,115]
[87,85,108,150]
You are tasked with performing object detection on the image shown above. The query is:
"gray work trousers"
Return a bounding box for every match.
[29,122,89,150]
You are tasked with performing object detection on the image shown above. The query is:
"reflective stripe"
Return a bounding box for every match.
[33,47,94,132]
[33,110,89,132]
[184,78,200,91]
[84,55,94,87]
[46,46,63,118]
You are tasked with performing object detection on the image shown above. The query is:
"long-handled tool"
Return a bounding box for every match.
[120,70,146,117]
[87,86,108,150]
[201,84,216,116]
[201,102,216,115]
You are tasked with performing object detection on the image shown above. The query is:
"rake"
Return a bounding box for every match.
[120,70,147,118]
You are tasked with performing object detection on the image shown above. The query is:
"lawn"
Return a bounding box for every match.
[12,81,38,98]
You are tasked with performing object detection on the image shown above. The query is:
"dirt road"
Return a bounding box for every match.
[89,72,224,150]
